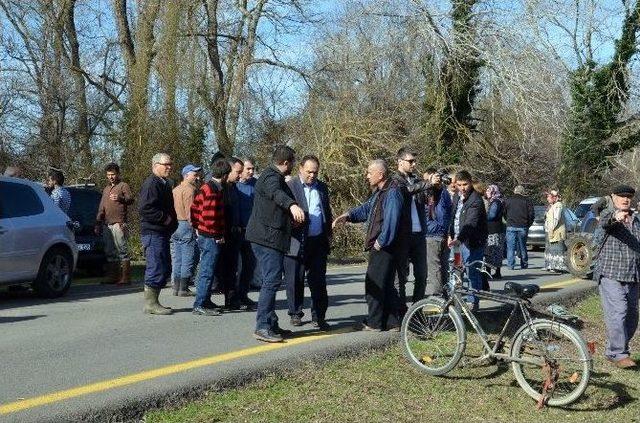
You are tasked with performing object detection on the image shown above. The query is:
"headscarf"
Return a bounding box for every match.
[486,184,503,202]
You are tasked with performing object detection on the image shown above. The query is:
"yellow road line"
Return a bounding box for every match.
[540,278,583,290]
[0,331,341,415]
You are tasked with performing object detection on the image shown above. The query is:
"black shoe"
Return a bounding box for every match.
[225,300,242,310]
[311,320,331,331]
[240,297,256,311]
[357,321,382,332]
[192,306,222,316]
[290,315,303,326]
[254,329,283,343]
[273,326,293,337]
[202,301,224,313]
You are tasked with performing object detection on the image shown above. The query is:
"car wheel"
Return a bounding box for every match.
[565,234,594,279]
[33,247,73,298]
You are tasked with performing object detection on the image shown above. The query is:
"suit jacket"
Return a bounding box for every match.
[286,177,333,257]
[449,190,488,249]
[245,166,297,253]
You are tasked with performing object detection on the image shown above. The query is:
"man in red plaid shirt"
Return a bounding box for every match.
[190,158,231,316]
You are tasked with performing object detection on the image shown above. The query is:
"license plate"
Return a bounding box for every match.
[77,243,91,251]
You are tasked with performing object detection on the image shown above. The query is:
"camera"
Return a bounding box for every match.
[438,172,452,186]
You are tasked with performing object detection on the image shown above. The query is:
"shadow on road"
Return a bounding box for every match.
[0,314,47,324]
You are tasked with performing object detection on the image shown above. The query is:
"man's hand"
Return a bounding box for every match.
[94,224,102,236]
[448,236,459,248]
[163,215,172,226]
[290,204,305,224]
[215,237,225,244]
[614,210,631,223]
[373,240,381,251]
[332,213,348,229]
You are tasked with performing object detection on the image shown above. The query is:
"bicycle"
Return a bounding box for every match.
[400,260,592,407]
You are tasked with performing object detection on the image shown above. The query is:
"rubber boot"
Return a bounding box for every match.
[117,260,131,285]
[177,277,195,297]
[143,286,172,315]
[101,262,119,284]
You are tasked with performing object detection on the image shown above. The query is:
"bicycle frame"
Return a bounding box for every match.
[439,264,546,366]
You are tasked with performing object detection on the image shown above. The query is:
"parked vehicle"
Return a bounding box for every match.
[0,176,78,297]
[526,205,547,249]
[66,184,107,274]
[565,196,603,280]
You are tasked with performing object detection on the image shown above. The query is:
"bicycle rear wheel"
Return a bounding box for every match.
[401,297,466,376]
[510,319,592,406]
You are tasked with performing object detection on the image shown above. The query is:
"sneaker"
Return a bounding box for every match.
[254,329,283,343]
[192,306,222,316]
[290,315,303,326]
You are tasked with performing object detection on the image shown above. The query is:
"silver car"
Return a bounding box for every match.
[0,176,78,297]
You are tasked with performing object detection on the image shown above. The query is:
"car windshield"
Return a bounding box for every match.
[68,189,101,228]
[574,203,592,219]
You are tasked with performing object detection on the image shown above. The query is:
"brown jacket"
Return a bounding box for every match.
[96,181,134,225]
[173,180,197,222]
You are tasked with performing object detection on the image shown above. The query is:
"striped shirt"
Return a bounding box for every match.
[190,180,225,238]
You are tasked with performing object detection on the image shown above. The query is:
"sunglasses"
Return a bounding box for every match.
[402,158,416,164]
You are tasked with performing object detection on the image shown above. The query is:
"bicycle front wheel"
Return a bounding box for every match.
[401,297,466,376]
[510,319,592,406]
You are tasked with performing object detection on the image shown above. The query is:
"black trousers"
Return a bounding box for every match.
[216,232,241,302]
[366,248,402,330]
[284,236,329,322]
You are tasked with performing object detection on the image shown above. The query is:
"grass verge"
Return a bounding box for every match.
[144,294,639,423]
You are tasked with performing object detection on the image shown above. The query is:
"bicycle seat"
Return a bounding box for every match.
[504,282,540,299]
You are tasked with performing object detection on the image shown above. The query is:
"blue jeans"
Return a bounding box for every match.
[193,236,222,308]
[142,232,171,289]
[506,227,528,269]
[252,243,285,331]
[171,221,196,280]
[460,244,484,305]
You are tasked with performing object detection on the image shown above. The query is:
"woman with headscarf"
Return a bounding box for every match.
[484,184,505,281]
[544,189,567,272]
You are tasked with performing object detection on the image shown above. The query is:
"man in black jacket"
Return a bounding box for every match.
[284,155,333,331]
[139,153,178,315]
[503,185,535,270]
[246,146,305,343]
[448,170,488,311]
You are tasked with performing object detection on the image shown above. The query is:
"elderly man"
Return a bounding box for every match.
[138,153,178,315]
[333,159,405,331]
[171,164,201,296]
[595,185,640,369]
[95,162,135,285]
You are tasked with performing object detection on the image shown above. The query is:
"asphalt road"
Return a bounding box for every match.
[0,252,595,422]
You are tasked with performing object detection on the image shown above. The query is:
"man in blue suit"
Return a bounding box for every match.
[284,155,333,331]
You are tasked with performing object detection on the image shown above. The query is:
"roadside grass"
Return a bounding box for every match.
[145,294,639,423]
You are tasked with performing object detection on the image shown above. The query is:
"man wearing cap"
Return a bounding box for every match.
[595,184,640,369]
[171,164,201,296]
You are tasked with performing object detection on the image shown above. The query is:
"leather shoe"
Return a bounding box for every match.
[290,315,303,326]
[240,297,256,311]
[254,329,283,343]
[359,322,382,332]
[311,320,331,331]
[273,326,293,337]
[607,357,637,369]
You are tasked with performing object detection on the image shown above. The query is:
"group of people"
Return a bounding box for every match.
[3,146,637,368]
